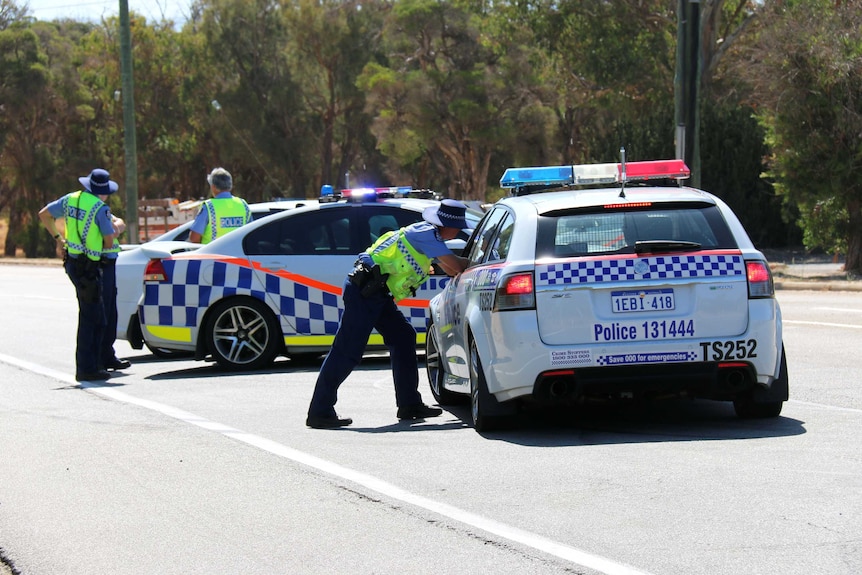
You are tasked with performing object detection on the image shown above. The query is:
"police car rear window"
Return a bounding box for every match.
[536,204,737,258]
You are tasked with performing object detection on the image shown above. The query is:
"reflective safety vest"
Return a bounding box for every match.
[63,191,106,261]
[369,228,432,302]
[201,197,251,244]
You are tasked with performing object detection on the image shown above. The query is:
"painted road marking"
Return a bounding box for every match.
[0,352,652,575]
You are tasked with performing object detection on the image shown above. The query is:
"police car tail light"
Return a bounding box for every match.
[495,272,535,311]
[746,260,774,298]
[143,259,168,282]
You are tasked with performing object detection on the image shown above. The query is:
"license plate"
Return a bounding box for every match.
[611,289,675,313]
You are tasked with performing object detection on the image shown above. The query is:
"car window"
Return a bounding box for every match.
[537,205,737,258]
[361,206,424,247]
[244,209,352,255]
[493,214,514,261]
[467,208,506,265]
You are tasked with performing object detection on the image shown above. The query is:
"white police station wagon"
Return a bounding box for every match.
[426,159,788,431]
[138,188,481,370]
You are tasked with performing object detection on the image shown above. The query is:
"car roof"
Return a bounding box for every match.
[188,197,477,254]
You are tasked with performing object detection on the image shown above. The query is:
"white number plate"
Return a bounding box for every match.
[611,289,675,313]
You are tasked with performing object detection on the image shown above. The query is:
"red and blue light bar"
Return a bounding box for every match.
[500,159,690,192]
[320,185,439,202]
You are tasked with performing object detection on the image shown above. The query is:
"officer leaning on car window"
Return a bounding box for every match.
[38,168,129,382]
[306,199,470,429]
[188,167,252,244]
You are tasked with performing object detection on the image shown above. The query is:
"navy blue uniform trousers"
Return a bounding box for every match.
[64,257,106,375]
[308,277,422,418]
[100,259,119,366]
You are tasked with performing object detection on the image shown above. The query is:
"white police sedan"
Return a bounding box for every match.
[137,188,481,369]
[117,200,316,357]
[426,159,787,431]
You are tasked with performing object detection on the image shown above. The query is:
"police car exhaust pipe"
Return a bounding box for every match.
[720,369,748,391]
[548,379,570,399]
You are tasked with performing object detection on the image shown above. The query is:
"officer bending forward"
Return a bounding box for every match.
[306,199,470,429]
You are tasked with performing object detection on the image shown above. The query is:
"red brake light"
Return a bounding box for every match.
[603,201,652,210]
[495,272,535,310]
[746,260,773,298]
[504,273,533,295]
[143,259,168,282]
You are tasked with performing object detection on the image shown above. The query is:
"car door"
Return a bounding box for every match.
[243,206,356,339]
[441,207,511,380]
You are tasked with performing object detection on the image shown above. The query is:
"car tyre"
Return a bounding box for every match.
[469,339,514,432]
[425,322,463,406]
[205,297,281,370]
[733,347,787,419]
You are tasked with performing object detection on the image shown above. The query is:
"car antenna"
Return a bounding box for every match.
[619,146,627,198]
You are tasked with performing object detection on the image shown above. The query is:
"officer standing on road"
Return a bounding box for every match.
[306,199,471,429]
[38,168,118,382]
[188,167,252,244]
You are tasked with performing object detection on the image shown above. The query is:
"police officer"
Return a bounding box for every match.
[306,199,470,429]
[188,167,252,244]
[38,169,118,381]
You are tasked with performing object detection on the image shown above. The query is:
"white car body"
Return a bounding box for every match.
[136,195,480,369]
[426,160,787,431]
[116,200,317,352]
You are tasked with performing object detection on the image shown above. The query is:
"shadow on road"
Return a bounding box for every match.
[445,399,806,446]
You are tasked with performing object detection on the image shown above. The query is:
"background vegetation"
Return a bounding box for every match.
[1,0,860,270]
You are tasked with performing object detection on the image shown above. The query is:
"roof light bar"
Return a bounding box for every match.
[500,159,690,191]
[319,185,439,203]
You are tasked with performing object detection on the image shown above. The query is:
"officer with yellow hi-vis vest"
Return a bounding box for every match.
[188,167,251,244]
[39,169,118,382]
[306,199,470,429]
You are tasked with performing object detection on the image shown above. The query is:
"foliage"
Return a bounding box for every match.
[737,0,862,270]
[0,0,821,256]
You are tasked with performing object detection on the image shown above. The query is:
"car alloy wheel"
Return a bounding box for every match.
[425,322,461,405]
[206,297,281,370]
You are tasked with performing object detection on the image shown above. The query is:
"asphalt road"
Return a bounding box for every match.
[1,264,861,575]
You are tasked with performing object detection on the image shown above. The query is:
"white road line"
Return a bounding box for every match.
[813,307,862,314]
[784,319,862,329]
[0,352,652,575]
[789,399,862,414]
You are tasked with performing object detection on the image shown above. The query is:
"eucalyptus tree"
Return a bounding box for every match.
[284,0,388,191]
[736,0,862,272]
[197,0,311,198]
[359,0,540,201]
[0,17,94,257]
[81,14,220,204]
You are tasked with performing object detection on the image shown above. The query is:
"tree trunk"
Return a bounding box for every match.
[845,199,862,275]
[4,206,21,257]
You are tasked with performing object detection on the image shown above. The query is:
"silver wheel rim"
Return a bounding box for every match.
[427,329,442,396]
[469,344,480,423]
[212,304,270,366]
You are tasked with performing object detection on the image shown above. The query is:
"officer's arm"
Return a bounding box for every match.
[435,253,468,276]
[38,206,62,239]
[103,233,116,250]
[188,231,202,243]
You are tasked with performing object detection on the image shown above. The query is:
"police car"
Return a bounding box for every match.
[117,200,317,357]
[425,159,788,431]
[137,188,481,369]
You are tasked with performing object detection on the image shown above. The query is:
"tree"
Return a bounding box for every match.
[739,0,862,271]
[359,0,539,200]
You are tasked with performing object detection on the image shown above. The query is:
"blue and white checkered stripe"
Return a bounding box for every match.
[140,259,432,336]
[536,253,745,286]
